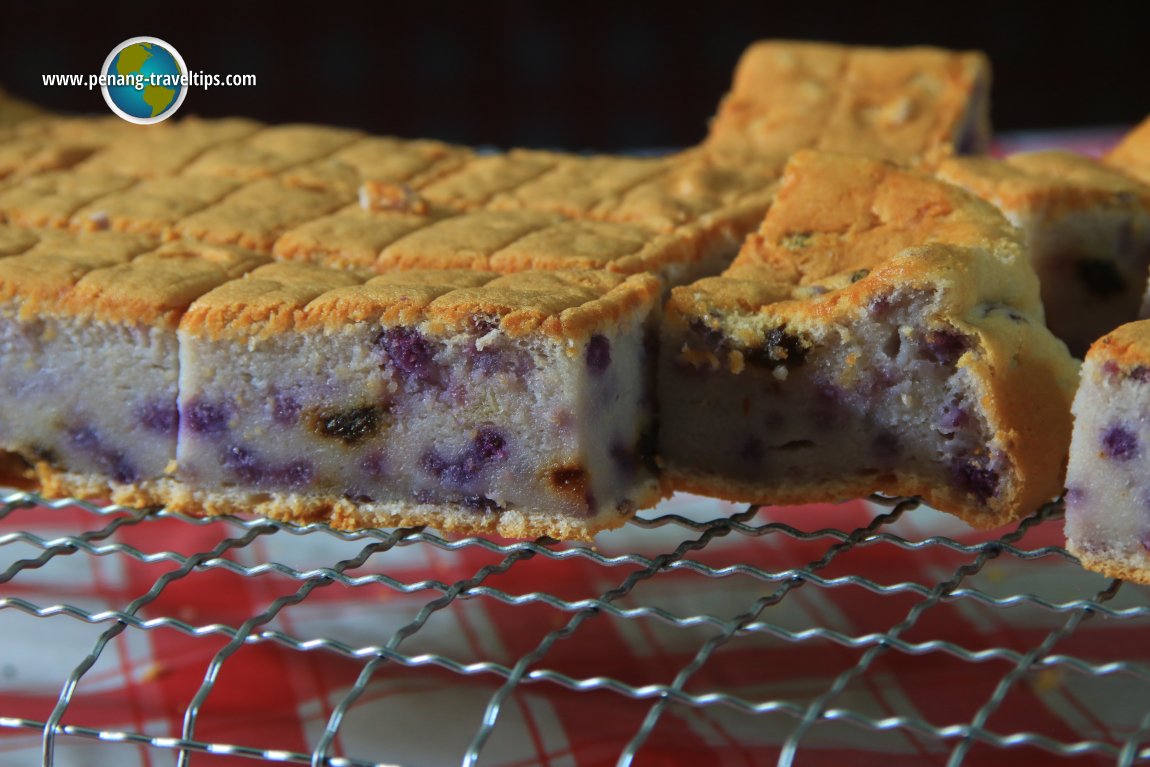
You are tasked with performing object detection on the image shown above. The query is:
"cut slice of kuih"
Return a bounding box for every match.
[1065,321,1150,583]
[659,150,1080,528]
[169,263,663,540]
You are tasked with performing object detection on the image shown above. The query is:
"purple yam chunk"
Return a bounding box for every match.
[272,394,302,426]
[1131,366,1150,384]
[473,426,508,463]
[938,403,970,431]
[376,327,439,385]
[223,444,265,483]
[922,330,969,366]
[954,460,1000,503]
[186,399,229,436]
[67,425,137,483]
[1102,426,1139,461]
[586,334,611,375]
[137,400,178,435]
[420,427,509,490]
[276,460,314,490]
[67,425,100,451]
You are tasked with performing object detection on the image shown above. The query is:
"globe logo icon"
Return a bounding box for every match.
[101,37,188,124]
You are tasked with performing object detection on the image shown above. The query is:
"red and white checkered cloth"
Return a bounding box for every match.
[2,128,1148,767]
[0,489,1145,767]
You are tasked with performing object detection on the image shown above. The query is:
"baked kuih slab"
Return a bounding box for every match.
[168,264,663,539]
[658,150,1079,528]
[1064,321,1150,583]
[937,151,1150,357]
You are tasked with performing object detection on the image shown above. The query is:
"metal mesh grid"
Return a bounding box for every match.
[1,489,1148,767]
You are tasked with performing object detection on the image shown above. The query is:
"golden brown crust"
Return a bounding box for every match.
[706,40,989,170]
[71,176,242,235]
[706,149,1023,304]
[183,258,660,343]
[272,203,447,271]
[56,241,270,327]
[282,136,475,193]
[1104,115,1150,186]
[376,210,562,270]
[488,155,670,218]
[178,261,366,340]
[0,172,137,229]
[1067,543,1150,586]
[937,150,1150,217]
[182,123,363,180]
[0,224,42,257]
[157,477,665,541]
[0,229,158,306]
[415,150,565,209]
[424,270,661,339]
[74,117,263,177]
[168,178,354,252]
[1083,320,1150,370]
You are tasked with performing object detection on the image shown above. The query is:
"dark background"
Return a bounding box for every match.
[2,1,1148,151]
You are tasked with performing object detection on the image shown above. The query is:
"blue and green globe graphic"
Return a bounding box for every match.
[102,37,186,124]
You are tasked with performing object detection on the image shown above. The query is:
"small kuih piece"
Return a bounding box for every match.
[1065,321,1150,583]
[658,150,1079,528]
[705,40,991,170]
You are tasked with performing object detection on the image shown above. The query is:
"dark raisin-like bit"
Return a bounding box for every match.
[1102,425,1139,461]
[688,317,728,353]
[548,465,589,502]
[586,334,611,375]
[1076,258,1126,298]
[747,327,809,370]
[1130,366,1150,383]
[313,405,385,446]
[780,231,812,251]
[921,330,969,366]
[849,269,870,283]
[463,494,503,513]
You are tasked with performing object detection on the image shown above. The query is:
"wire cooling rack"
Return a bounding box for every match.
[1,489,1148,767]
